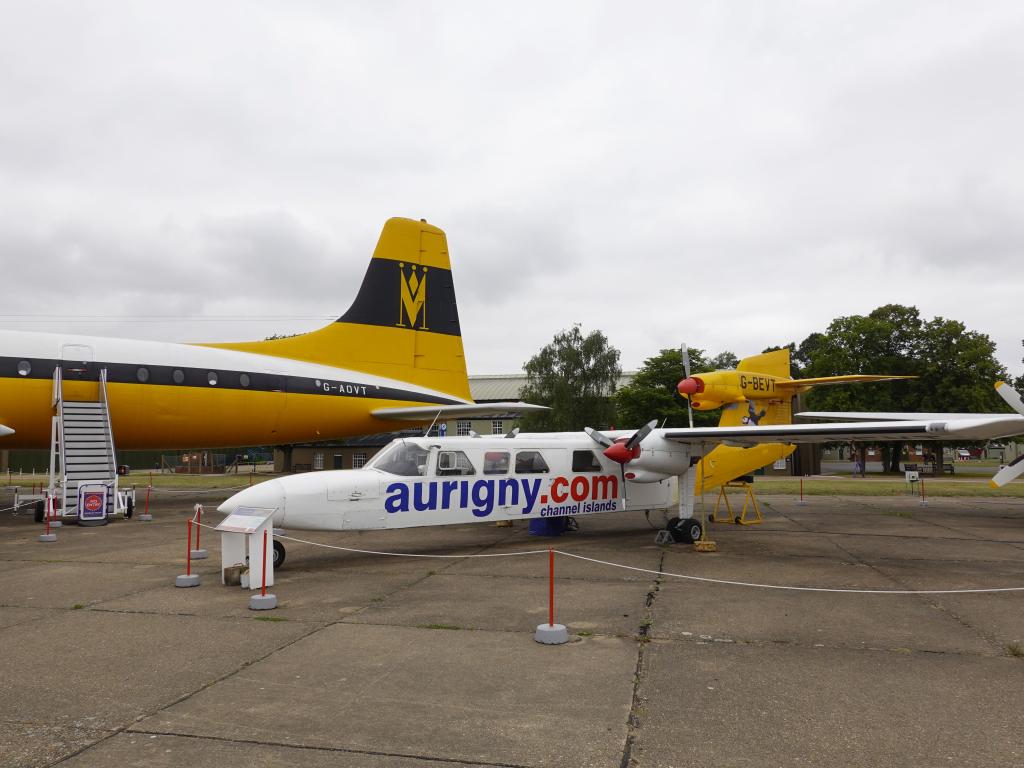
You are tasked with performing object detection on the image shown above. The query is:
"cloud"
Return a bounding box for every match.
[0,1,1021,378]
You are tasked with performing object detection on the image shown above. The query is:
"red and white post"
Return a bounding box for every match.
[534,548,568,644]
[175,519,200,587]
[249,528,278,610]
[38,495,57,542]
[190,504,208,559]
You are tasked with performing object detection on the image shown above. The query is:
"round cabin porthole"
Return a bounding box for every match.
[239,373,251,387]
[17,360,31,376]
[136,367,150,383]
[207,371,218,386]
[172,369,185,384]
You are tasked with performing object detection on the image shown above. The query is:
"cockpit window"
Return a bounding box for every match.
[370,442,429,477]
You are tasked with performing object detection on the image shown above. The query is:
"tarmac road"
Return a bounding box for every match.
[1,490,1023,767]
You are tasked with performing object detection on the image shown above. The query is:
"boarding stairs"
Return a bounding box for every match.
[49,367,130,520]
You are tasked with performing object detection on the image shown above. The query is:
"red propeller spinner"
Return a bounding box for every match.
[603,439,641,465]
[676,376,705,396]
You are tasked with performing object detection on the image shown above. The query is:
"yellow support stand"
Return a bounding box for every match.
[710,481,762,526]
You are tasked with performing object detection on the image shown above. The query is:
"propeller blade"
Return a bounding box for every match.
[995,381,1024,417]
[625,419,658,451]
[681,343,691,379]
[584,426,614,448]
[504,427,520,439]
[990,454,1024,488]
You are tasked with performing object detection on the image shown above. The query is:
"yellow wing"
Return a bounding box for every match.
[775,375,916,389]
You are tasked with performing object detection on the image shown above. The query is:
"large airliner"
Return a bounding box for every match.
[0,217,539,449]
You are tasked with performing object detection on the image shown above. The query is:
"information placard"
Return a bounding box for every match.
[78,485,108,522]
[216,506,276,534]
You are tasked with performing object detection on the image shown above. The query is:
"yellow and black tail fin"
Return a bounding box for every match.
[205,218,471,401]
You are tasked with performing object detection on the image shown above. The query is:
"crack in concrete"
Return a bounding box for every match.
[619,549,664,768]
[124,730,535,767]
[47,619,329,767]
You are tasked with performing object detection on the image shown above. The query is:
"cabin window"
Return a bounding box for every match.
[16,360,31,376]
[352,452,367,468]
[372,443,428,476]
[136,367,150,383]
[313,452,324,470]
[456,419,472,436]
[572,450,603,472]
[491,419,504,435]
[207,371,219,386]
[483,451,510,475]
[427,423,441,437]
[172,369,185,384]
[239,373,251,387]
[515,450,550,474]
[437,450,476,476]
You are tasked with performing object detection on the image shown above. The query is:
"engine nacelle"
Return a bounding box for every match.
[622,468,673,483]
[628,435,691,479]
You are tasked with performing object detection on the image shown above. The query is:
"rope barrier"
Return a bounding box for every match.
[188,516,1024,594]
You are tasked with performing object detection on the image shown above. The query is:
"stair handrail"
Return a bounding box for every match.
[99,368,121,513]
[52,363,62,409]
[51,365,66,512]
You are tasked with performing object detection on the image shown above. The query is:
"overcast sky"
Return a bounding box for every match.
[2,1,1022,379]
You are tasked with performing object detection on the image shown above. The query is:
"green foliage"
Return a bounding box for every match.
[707,351,739,370]
[613,347,722,429]
[800,304,1009,414]
[519,325,622,431]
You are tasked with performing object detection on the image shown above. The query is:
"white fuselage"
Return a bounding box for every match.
[219,434,689,531]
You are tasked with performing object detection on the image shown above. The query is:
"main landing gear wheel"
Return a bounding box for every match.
[125,497,134,519]
[34,500,46,523]
[273,540,286,569]
[666,517,702,544]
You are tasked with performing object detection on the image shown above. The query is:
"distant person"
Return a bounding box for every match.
[853,456,862,477]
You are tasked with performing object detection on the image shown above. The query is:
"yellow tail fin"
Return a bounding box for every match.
[205,218,471,400]
[697,348,795,492]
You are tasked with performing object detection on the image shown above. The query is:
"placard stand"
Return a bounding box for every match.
[216,506,276,590]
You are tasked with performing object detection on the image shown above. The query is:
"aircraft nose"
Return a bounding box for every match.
[218,479,286,517]
[677,376,704,396]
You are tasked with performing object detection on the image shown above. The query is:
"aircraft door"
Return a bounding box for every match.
[327,474,384,530]
[60,343,98,400]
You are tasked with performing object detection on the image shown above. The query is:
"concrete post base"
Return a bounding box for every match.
[138,514,153,522]
[175,574,200,588]
[190,549,208,560]
[250,593,277,610]
[38,533,58,543]
[534,623,568,645]
[49,519,63,528]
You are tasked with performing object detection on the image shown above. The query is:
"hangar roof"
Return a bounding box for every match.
[469,372,635,402]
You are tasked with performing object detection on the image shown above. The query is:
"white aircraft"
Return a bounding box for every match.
[219,381,1024,566]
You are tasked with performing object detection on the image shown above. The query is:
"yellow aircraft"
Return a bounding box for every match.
[0,217,540,450]
[675,348,912,493]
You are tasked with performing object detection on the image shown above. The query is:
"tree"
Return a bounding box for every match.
[613,347,731,429]
[799,305,1010,471]
[519,325,622,432]
[708,351,739,370]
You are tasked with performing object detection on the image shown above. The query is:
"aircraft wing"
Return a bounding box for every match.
[797,411,990,421]
[0,425,13,437]
[775,375,916,389]
[660,415,1024,447]
[372,402,549,420]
